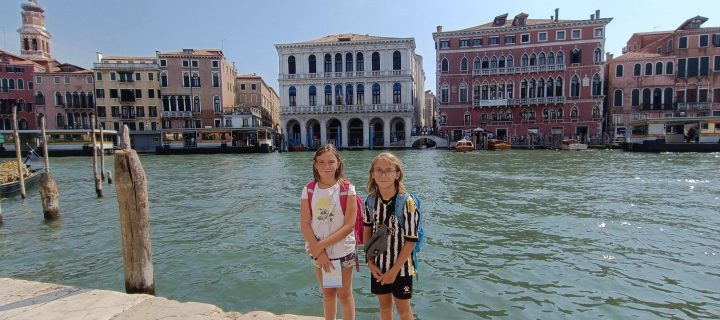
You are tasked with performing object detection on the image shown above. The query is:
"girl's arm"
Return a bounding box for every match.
[315,192,356,250]
[300,198,321,257]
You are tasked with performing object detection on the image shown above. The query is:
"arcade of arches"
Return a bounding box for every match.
[283,115,412,149]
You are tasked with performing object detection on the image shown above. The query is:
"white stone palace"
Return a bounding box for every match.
[276,33,425,149]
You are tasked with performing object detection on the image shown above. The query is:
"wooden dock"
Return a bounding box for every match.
[0,278,322,320]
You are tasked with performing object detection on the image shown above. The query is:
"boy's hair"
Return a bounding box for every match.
[366,152,406,197]
[312,144,345,182]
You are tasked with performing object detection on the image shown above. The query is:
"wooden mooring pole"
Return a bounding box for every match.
[115,125,154,295]
[12,106,25,199]
[39,115,59,220]
[91,117,102,198]
[100,121,105,180]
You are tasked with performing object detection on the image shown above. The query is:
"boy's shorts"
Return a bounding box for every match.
[371,275,413,299]
[312,252,356,269]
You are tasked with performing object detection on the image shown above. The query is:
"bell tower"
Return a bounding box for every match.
[17,0,52,60]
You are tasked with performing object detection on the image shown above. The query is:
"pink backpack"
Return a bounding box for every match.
[306,180,364,271]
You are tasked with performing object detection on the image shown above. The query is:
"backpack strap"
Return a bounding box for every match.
[306,181,317,215]
[338,180,349,215]
[365,194,378,223]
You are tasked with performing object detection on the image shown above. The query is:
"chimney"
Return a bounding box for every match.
[550,15,554,20]
[437,25,443,32]
[591,14,595,20]
[595,10,600,19]
[96,52,103,63]
[554,8,559,21]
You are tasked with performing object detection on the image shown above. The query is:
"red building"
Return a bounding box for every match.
[433,10,611,145]
[0,50,42,130]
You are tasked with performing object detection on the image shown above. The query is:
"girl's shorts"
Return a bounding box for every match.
[312,252,356,269]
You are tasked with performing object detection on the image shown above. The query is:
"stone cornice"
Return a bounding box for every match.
[433,18,612,39]
[275,38,416,50]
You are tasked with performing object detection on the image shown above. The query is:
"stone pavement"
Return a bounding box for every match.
[0,278,323,320]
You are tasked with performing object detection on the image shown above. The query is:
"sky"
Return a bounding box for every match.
[1,0,718,93]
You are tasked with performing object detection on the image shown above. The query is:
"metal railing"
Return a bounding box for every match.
[281,103,413,114]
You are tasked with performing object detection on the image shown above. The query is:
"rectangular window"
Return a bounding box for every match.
[687,57,699,77]
[505,35,515,44]
[679,36,688,49]
[87,75,93,84]
[700,34,709,47]
[489,37,499,45]
[439,40,450,49]
[459,39,469,47]
[556,30,566,40]
[182,60,189,67]
[111,106,119,117]
[64,76,70,84]
[96,89,105,98]
[473,38,482,46]
[110,72,116,81]
[149,106,157,117]
[53,76,60,84]
[594,28,604,38]
[148,73,154,81]
[36,76,42,84]
[700,56,709,76]
[571,29,581,39]
[715,56,720,71]
[159,59,167,67]
[714,34,720,47]
[135,89,143,99]
[135,73,141,81]
[240,84,246,90]
[148,89,155,98]
[538,32,547,42]
[251,84,257,90]
[521,34,530,43]
[136,106,145,117]
[212,60,219,68]
[97,106,106,117]
[110,89,118,98]
[191,60,199,68]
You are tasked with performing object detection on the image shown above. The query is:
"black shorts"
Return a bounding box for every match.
[371,275,413,299]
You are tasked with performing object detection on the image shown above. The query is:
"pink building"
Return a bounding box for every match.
[607,16,720,138]
[34,64,94,130]
[0,50,41,130]
[433,10,611,144]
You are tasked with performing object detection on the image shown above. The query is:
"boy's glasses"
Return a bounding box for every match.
[373,168,397,176]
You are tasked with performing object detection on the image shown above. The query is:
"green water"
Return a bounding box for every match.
[1,150,719,319]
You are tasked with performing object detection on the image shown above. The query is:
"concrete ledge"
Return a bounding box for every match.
[0,278,323,320]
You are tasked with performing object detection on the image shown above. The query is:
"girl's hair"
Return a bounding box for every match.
[312,144,345,182]
[366,152,406,197]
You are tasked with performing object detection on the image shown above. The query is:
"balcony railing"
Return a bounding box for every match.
[283,70,410,80]
[677,102,711,110]
[93,62,159,70]
[281,104,413,115]
[471,64,566,76]
[471,96,566,107]
[161,111,193,118]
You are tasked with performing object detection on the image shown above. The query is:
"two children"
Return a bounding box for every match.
[300,145,421,320]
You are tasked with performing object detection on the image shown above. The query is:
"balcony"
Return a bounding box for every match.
[93,62,159,70]
[281,103,413,115]
[161,111,193,118]
[677,102,711,110]
[471,64,566,76]
[473,99,508,107]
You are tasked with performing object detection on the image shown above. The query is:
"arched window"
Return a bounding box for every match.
[537,78,545,98]
[594,48,602,63]
[24,38,29,51]
[335,84,343,105]
[556,51,564,64]
[571,49,581,64]
[356,52,364,71]
[542,108,549,120]
[288,86,296,106]
[490,56,498,69]
[571,107,578,120]
[642,88,651,108]
[529,53,536,66]
[441,58,449,72]
[571,75,580,97]
[55,92,63,105]
[80,92,87,108]
[372,83,381,104]
[473,82,480,101]
[632,89,640,106]
[393,51,401,70]
[459,82,467,103]
[538,53,546,65]
[32,38,37,51]
[506,55,514,68]
[213,96,221,113]
[520,79,528,99]
[356,84,364,105]
[460,57,468,72]
[644,63,652,76]
[521,54,529,66]
[8,79,15,90]
[35,91,45,105]
[65,92,72,107]
[616,64,624,77]
[346,84,354,105]
[555,77,563,96]
[529,79,536,98]
[546,78,554,97]
[440,83,449,103]
[308,55,316,74]
[634,63,641,76]
[473,57,481,70]
[665,62,674,75]
[499,56,506,68]
[56,113,64,128]
[592,106,600,119]
[73,92,80,107]
[372,52,380,71]
[663,88,673,109]
[193,96,200,111]
[557,108,564,120]
[652,88,662,107]
[324,54,332,73]
[334,53,342,73]
[324,85,332,105]
[288,56,296,74]
[614,90,623,107]
[191,73,200,87]
[17,99,25,112]
[592,74,601,96]
[393,83,401,104]
[464,111,471,125]
[17,79,24,90]
[309,85,317,106]
[346,53,354,72]
[655,62,663,75]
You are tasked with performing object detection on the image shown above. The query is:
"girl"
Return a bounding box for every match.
[364,152,421,320]
[300,144,357,320]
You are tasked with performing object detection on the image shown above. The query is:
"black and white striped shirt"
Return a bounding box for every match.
[364,193,420,277]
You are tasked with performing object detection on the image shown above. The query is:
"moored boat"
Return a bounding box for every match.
[487,139,511,150]
[454,138,475,152]
[560,139,588,151]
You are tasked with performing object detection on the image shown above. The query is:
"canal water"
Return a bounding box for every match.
[1,150,719,319]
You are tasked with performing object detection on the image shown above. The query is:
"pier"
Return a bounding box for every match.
[0,278,322,320]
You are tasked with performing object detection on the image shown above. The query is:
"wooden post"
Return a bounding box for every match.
[38,115,59,220]
[91,118,102,198]
[12,106,25,199]
[115,124,154,295]
[100,120,106,180]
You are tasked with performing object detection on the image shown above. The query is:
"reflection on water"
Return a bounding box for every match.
[1,150,719,319]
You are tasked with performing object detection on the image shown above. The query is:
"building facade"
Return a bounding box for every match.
[93,56,161,131]
[433,10,611,143]
[276,33,425,149]
[607,16,720,138]
[0,50,40,130]
[156,49,236,129]
[34,63,94,130]
[423,90,436,129]
[234,74,280,130]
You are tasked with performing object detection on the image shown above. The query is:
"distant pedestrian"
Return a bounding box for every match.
[299,144,357,320]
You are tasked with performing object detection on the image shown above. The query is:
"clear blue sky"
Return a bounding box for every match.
[1,0,717,93]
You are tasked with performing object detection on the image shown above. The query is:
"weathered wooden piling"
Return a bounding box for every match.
[100,122,106,180]
[114,125,154,295]
[12,106,25,199]
[91,118,102,198]
[38,115,59,220]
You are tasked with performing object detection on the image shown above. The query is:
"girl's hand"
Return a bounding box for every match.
[378,267,399,285]
[318,252,333,273]
[306,243,324,258]
[368,261,383,281]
